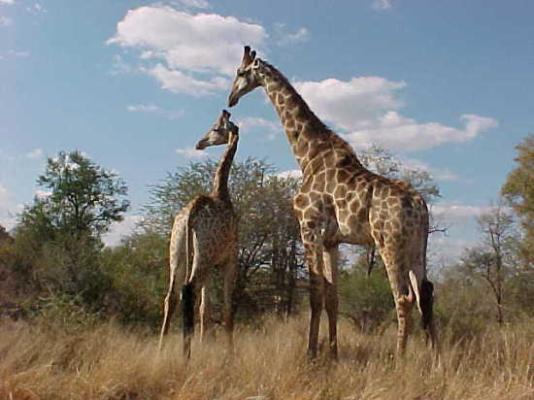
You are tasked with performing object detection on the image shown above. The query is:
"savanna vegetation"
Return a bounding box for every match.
[1,137,533,399]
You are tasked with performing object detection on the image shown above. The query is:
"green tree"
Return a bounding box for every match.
[502,134,534,264]
[143,158,305,321]
[36,151,129,236]
[338,266,394,332]
[460,201,519,324]
[100,232,168,326]
[12,150,129,305]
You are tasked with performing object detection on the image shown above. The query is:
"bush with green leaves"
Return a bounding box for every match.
[9,150,129,312]
[338,267,394,332]
[142,157,305,322]
[99,232,167,327]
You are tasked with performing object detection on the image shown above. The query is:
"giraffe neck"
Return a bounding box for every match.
[212,129,238,202]
[260,63,362,174]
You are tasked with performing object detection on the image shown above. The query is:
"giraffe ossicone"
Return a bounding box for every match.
[228,46,437,358]
[159,110,239,358]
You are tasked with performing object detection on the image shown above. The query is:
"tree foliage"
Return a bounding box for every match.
[143,157,305,320]
[35,151,129,236]
[458,201,523,324]
[10,150,129,306]
[502,134,534,263]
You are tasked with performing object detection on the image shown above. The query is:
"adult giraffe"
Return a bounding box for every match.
[228,46,436,358]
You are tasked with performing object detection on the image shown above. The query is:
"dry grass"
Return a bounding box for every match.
[0,316,532,400]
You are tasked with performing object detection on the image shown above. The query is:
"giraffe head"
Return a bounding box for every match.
[196,110,238,150]
[228,45,264,107]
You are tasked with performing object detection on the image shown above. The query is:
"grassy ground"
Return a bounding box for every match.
[0,316,532,400]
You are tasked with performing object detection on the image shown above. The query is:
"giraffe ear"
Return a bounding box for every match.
[242,45,254,66]
[251,58,261,69]
[222,109,231,119]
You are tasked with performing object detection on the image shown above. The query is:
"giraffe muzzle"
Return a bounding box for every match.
[195,139,208,150]
[228,92,239,107]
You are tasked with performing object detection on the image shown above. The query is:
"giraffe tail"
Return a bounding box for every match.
[182,209,195,340]
[182,281,195,336]
[408,270,434,332]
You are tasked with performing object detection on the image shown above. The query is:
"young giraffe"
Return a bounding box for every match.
[228,47,436,358]
[159,110,239,358]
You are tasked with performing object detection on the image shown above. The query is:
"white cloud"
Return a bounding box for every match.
[169,0,210,9]
[0,0,15,5]
[428,235,472,266]
[238,117,281,140]
[35,189,51,199]
[127,104,159,113]
[176,147,208,160]
[0,184,21,230]
[25,2,45,14]
[295,77,406,131]
[432,203,492,224]
[103,215,143,247]
[0,184,9,203]
[372,0,392,11]
[108,6,266,95]
[6,50,30,58]
[277,169,302,179]
[126,103,184,119]
[144,63,228,96]
[346,112,498,152]
[273,23,310,46]
[400,157,462,182]
[109,54,134,75]
[26,148,43,159]
[0,16,12,26]
[427,202,503,265]
[295,76,497,152]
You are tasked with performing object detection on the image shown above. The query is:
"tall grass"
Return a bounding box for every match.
[1,316,532,400]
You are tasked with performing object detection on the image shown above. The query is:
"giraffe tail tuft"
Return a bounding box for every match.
[182,282,195,336]
[420,279,434,331]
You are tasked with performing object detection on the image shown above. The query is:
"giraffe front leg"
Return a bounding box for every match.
[323,245,339,360]
[301,225,325,359]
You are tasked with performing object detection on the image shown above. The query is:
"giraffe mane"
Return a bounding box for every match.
[260,60,333,133]
[260,59,363,168]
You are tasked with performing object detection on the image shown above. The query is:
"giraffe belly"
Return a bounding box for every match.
[335,216,373,245]
[334,202,374,245]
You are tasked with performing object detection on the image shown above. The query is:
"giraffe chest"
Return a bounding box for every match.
[192,205,238,259]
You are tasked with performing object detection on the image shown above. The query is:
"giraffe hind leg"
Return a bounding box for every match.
[159,279,177,351]
[308,271,324,359]
[395,295,413,356]
[375,242,414,357]
[300,224,325,359]
[323,246,339,360]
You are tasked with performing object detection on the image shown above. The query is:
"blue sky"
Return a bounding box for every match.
[1,0,533,264]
